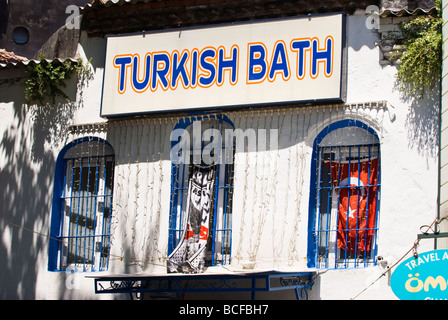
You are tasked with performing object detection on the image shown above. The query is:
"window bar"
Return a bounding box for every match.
[230,167,234,265]
[226,165,233,264]
[101,160,108,272]
[371,144,379,264]
[365,144,377,267]
[359,145,365,267]
[74,157,86,269]
[168,162,178,252]
[65,158,76,269]
[182,161,192,243]
[59,160,69,270]
[216,177,223,265]
[325,146,333,269]
[374,144,381,264]
[218,160,226,265]
[344,146,352,268]
[354,145,360,267]
[105,159,114,271]
[173,163,181,248]
[100,157,107,270]
[221,165,230,265]
[315,147,321,267]
[87,158,94,270]
[211,162,220,266]
[334,146,342,269]
[229,151,235,265]
[217,172,226,265]
[90,157,100,271]
[340,146,345,268]
[68,159,77,269]
[96,157,104,271]
[315,146,323,268]
[366,145,373,267]
[88,157,96,269]
[91,157,100,270]
[177,162,189,245]
[168,164,174,253]
[211,159,224,265]
[171,167,177,251]
[321,146,328,269]
[170,161,184,250]
[173,163,179,250]
[224,159,234,265]
[81,158,87,270]
[224,199,231,265]
[225,128,233,265]
[362,144,372,267]
[178,163,186,246]
[99,157,107,271]
[353,145,360,268]
[327,147,333,268]
[82,157,91,271]
[320,148,328,269]
[80,159,86,268]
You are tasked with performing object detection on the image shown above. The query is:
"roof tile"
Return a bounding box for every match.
[0,49,29,64]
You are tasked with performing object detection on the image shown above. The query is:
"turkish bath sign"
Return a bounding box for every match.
[101,13,346,117]
[391,249,448,300]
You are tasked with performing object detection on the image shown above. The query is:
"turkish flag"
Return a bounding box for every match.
[199,225,209,241]
[184,224,195,240]
[185,224,209,241]
[327,158,379,255]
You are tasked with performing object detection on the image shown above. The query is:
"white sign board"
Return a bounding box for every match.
[101,14,346,117]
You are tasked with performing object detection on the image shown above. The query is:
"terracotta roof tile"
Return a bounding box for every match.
[0,53,78,69]
[80,1,439,36]
[380,6,438,17]
[82,0,381,37]
[0,49,29,64]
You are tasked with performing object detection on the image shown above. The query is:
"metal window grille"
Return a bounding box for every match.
[57,140,115,272]
[315,143,380,269]
[168,118,234,267]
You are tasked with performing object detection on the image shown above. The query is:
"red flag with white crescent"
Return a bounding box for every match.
[328,158,379,255]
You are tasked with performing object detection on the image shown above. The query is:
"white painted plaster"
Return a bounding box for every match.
[0,15,440,300]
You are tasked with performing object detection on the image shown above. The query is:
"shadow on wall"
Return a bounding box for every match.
[348,13,378,52]
[0,79,80,299]
[404,90,440,163]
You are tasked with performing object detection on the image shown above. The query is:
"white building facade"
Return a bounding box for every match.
[0,1,440,300]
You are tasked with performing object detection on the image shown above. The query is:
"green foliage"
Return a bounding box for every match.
[24,55,92,107]
[395,6,442,99]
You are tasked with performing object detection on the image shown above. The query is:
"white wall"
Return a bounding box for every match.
[316,13,438,300]
[439,0,448,249]
[0,14,439,300]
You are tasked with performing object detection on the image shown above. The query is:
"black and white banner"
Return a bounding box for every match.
[167,165,216,273]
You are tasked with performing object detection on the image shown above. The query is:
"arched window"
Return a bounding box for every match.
[167,115,235,273]
[307,120,381,269]
[48,137,115,272]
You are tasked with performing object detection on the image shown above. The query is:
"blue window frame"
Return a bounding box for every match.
[168,115,235,270]
[307,120,381,269]
[48,137,115,272]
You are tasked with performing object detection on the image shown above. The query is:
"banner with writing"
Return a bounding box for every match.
[167,165,216,273]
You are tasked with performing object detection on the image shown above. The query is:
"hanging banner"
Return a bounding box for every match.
[101,13,346,117]
[391,249,448,300]
[167,165,216,273]
[326,157,379,255]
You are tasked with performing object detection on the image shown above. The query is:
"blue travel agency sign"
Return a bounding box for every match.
[100,13,346,117]
[391,249,448,300]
